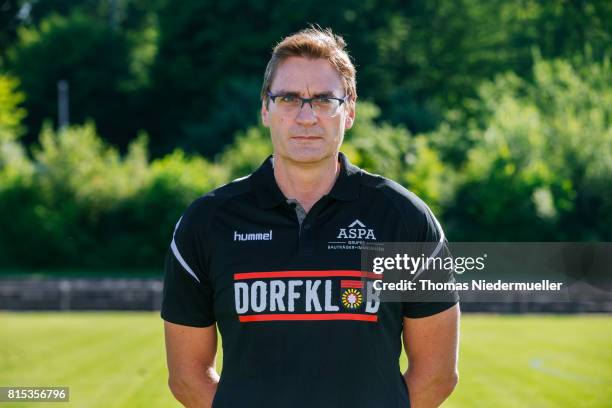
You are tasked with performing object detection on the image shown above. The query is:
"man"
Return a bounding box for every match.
[162,27,459,408]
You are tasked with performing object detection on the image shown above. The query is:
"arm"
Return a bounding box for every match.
[165,321,220,408]
[403,304,460,408]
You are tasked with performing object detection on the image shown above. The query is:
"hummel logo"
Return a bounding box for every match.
[234,230,273,241]
[337,219,376,240]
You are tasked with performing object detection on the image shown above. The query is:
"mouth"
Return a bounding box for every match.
[290,135,323,140]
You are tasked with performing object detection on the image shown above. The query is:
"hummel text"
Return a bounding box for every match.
[234,230,273,241]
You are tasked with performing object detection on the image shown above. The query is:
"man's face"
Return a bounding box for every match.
[261,57,355,164]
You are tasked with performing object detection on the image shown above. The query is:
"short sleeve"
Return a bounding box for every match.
[402,207,460,318]
[161,204,216,327]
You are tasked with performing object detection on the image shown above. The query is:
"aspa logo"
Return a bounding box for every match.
[337,219,376,240]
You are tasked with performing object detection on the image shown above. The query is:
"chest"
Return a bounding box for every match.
[207,199,407,325]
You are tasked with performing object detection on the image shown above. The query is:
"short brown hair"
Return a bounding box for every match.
[261,27,357,104]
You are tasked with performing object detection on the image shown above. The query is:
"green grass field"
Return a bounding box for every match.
[0,313,610,407]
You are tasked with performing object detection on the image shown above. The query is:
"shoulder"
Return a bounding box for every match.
[360,170,432,219]
[178,175,253,232]
[358,169,443,241]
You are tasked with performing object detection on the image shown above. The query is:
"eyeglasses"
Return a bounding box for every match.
[267,92,347,117]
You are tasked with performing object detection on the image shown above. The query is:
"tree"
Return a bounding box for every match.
[0,73,32,209]
[0,74,26,142]
[7,11,138,147]
[148,0,417,156]
[0,0,22,65]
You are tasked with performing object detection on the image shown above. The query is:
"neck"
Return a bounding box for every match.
[273,154,340,213]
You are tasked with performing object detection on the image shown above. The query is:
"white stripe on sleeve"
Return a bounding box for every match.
[170,216,201,283]
[412,212,446,280]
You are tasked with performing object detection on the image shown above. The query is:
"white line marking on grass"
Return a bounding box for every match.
[529,359,605,384]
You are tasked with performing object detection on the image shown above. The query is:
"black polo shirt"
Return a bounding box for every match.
[162,152,458,408]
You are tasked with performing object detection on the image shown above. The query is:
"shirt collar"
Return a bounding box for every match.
[251,152,361,209]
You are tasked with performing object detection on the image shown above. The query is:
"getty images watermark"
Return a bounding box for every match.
[360,242,612,303]
[370,252,563,292]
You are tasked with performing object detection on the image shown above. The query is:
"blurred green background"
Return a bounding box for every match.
[1,0,610,271]
[0,3,611,407]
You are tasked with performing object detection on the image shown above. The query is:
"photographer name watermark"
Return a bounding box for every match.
[373,278,564,292]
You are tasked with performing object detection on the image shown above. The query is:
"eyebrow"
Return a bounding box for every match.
[272,90,338,98]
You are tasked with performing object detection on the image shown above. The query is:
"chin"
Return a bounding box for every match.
[285,148,330,164]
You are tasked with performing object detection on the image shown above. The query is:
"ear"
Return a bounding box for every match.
[344,100,356,130]
[261,100,270,127]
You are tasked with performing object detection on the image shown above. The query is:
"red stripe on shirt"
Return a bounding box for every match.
[233,270,382,280]
[340,280,364,288]
[238,313,378,322]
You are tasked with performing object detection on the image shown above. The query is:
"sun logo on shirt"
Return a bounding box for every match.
[341,288,363,309]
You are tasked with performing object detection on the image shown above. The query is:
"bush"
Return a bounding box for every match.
[0,122,226,269]
[441,56,612,240]
[345,102,453,214]
[215,124,272,181]
[0,74,26,142]
[107,150,228,267]
[0,74,32,189]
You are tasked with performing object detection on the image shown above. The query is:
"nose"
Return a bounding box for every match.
[295,101,317,125]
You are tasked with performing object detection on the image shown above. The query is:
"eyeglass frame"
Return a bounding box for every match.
[266,92,348,116]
